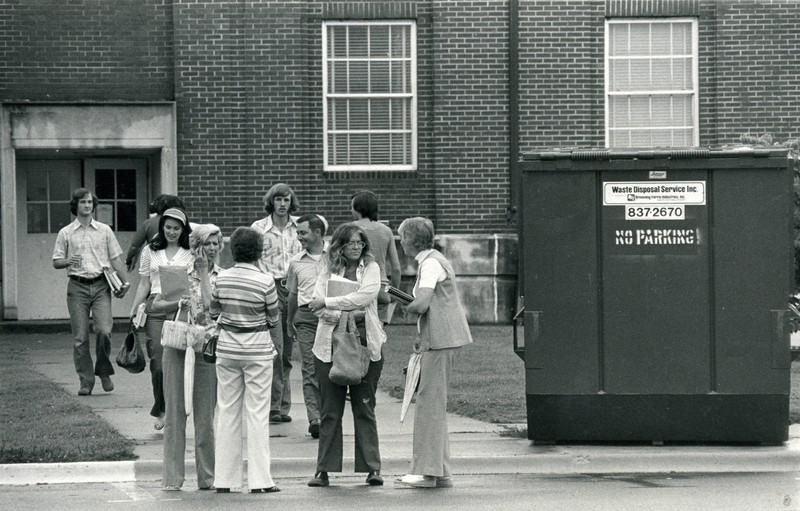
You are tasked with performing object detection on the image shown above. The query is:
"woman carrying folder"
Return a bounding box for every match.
[128,208,194,431]
[307,224,387,488]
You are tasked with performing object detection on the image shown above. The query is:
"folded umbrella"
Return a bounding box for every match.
[184,348,195,417]
[400,352,422,423]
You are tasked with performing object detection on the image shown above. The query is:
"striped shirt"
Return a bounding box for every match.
[210,263,280,361]
[52,218,123,279]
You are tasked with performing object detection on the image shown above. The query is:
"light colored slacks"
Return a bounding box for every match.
[214,356,275,490]
[411,347,460,477]
[162,346,217,489]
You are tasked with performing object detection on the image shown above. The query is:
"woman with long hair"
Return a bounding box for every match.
[156,223,223,491]
[307,223,387,488]
[129,208,194,431]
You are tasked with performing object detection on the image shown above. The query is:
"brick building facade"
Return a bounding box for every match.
[1,0,798,321]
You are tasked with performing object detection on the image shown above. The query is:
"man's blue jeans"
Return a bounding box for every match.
[66,279,114,388]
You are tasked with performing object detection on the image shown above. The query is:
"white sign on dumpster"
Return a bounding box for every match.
[603,181,706,206]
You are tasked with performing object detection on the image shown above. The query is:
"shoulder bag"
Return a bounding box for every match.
[161,304,205,352]
[116,325,146,373]
[329,311,371,386]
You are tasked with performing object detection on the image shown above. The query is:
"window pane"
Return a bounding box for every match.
[609,97,630,128]
[651,24,671,55]
[609,23,628,57]
[629,24,650,55]
[629,96,650,128]
[350,61,368,93]
[630,130,652,147]
[609,130,631,148]
[332,134,348,165]
[370,61,390,93]
[117,168,136,199]
[27,171,48,201]
[609,59,630,91]
[651,129,673,147]
[349,134,369,164]
[331,26,346,58]
[117,201,137,231]
[390,98,409,129]
[371,99,390,130]
[328,98,339,130]
[674,57,692,89]
[49,169,72,200]
[391,133,411,164]
[349,26,368,58]
[651,58,673,90]
[673,23,691,54]
[630,60,651,89]
[27,203,48,233]
[390,25,409,58]
[391,61,409,93]
[370,25,389,57]
[332,61,348,94]
[349,99,369,129]
[651,96,672,127]
[50,203,71,233]
[370,133,390,164]
[95,170,115,199]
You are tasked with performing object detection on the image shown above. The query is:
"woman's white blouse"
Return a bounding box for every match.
[312,259,386,363]
[138,245,195,295]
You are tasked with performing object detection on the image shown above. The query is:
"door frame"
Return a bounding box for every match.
[0,103,177,320]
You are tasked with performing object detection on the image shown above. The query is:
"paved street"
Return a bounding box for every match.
[2,472,799,511]
[1,328,799,510]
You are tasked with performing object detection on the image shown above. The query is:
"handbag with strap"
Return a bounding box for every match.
[329,311,371,386]
[116,325,146,373]
[161,304,205,352]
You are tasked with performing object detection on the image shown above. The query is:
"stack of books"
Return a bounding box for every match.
[386,285,414,305]
[132,303,148,328]
[102,267,125,293]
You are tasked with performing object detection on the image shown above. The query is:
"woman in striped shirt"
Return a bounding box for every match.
[209,227,281,494]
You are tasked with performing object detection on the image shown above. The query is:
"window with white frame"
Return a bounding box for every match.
[322,20,417,171]
[605,18,699,148]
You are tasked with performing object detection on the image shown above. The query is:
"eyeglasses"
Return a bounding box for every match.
[345,241,365,249]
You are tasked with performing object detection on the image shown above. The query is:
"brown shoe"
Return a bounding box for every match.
[308,472,329,487]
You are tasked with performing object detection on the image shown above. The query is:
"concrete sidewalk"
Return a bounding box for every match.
[1,328,799,486]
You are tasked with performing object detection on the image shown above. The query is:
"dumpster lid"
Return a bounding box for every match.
[521,146,790,162]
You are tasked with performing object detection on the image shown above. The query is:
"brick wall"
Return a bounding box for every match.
[518,1,606,152]
[0,0,173,101]
[431,1,512,233]
[711,0,800,145]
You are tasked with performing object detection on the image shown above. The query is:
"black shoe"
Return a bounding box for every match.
[366,470,384,486]
[251,486,280,493]
[281,414,292,423]
[269,413,282,424]
[308,420,320,439]
[215,488,230,493]
[308,471,329,487]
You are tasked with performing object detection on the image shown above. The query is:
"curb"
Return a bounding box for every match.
[3,444,799,486]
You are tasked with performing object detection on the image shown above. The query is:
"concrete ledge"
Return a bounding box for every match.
[3,441,798,486]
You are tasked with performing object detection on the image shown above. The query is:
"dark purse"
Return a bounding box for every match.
[329,311,371,386]
[202,325,218,364]
[116,326,146,373]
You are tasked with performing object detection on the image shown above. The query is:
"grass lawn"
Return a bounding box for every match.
[380,324,527,424]
[0,347,135,464]
[381,325,800,426]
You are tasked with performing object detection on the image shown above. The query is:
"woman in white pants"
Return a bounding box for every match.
[210,227,281,494]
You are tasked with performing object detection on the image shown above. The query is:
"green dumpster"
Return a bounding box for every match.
[517,148,794,443]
